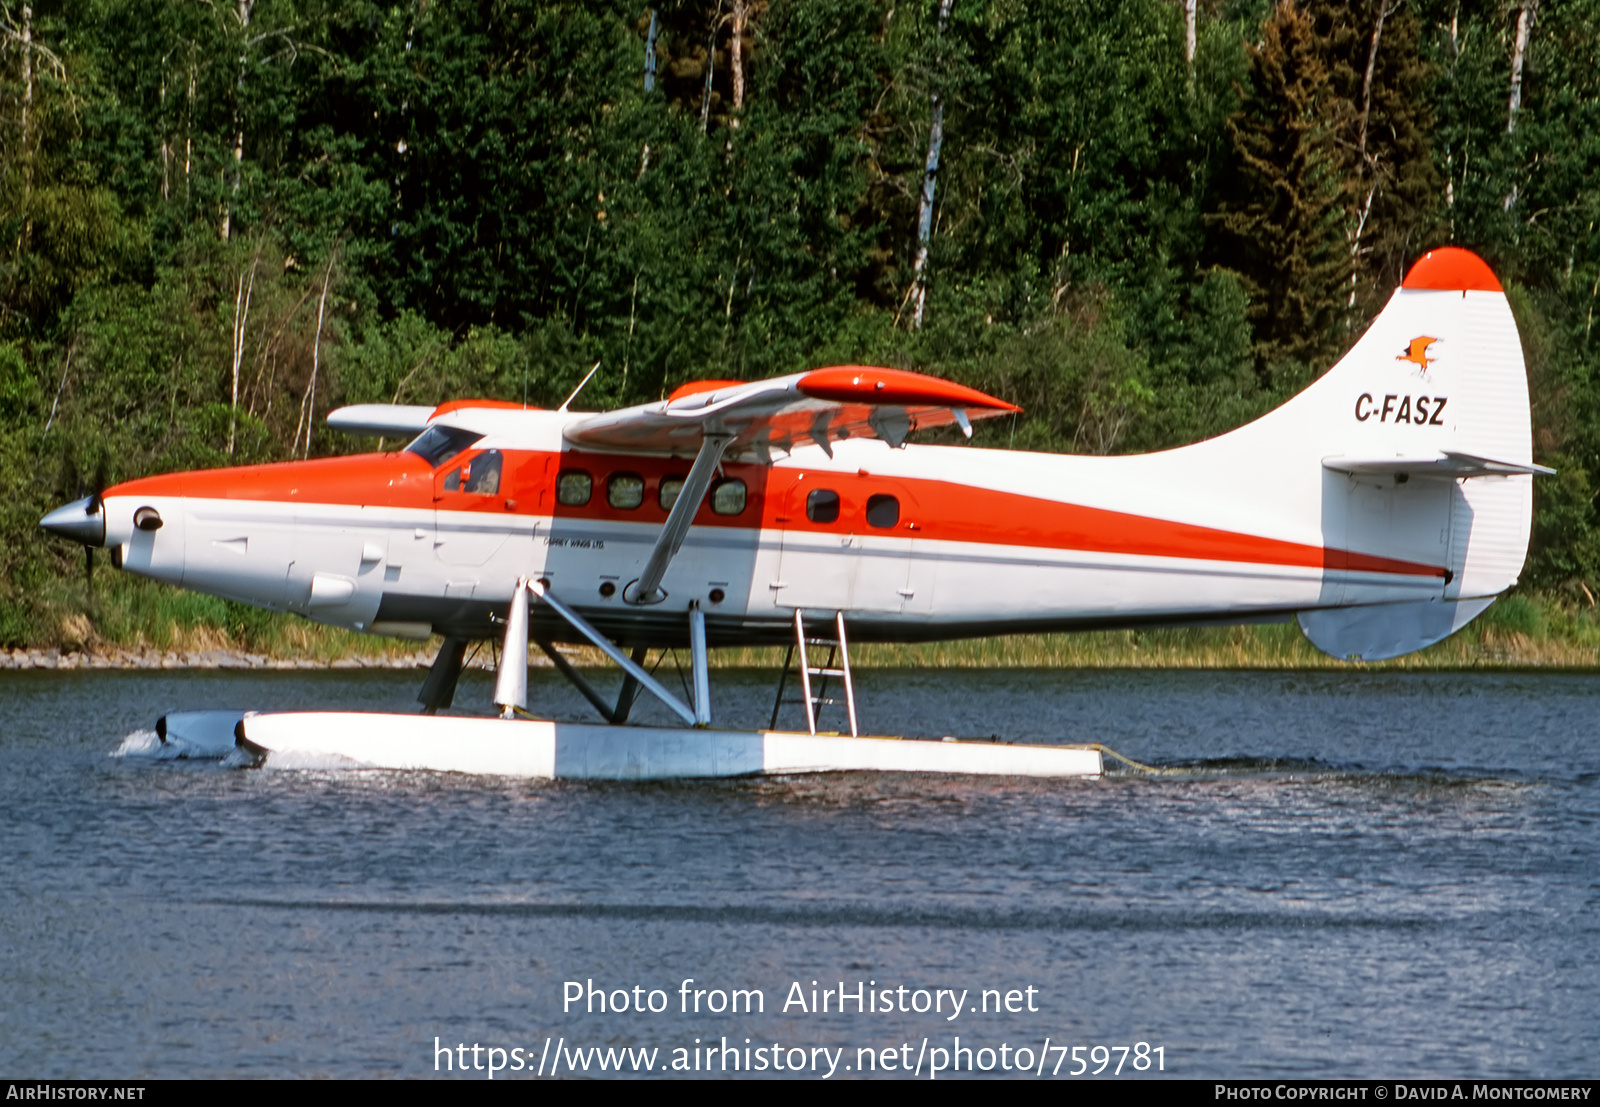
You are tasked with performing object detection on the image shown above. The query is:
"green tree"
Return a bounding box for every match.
[1210,0,1351,383]
[1303,0,1440,319]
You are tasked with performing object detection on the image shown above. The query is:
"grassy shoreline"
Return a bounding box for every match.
[7,574,1599,670]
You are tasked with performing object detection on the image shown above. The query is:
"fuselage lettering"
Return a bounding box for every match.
[1353,394,1448,425]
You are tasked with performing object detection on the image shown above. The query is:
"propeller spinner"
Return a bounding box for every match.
[40,494,107,547]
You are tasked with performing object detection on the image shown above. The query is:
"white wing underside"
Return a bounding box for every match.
[563,370,1015,459]
[329,367,1019,461]
[1323,451,1555,478]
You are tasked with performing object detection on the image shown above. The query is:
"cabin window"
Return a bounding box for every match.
[406,425,483,468]
[608,473,645,510]
[463,450,502,495]
[659,476,686,512]
[710,478,746,515]
[556,470,592,506]
[443,467,461,492]
[806,488,840,524]
[866,493,900,529]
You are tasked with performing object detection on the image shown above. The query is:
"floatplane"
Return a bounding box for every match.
[43,248,1549,780]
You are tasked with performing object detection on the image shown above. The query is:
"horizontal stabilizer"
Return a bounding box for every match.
[1322,451,1555,478]
[326,404,437,437]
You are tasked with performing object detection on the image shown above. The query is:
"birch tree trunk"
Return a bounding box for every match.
[299,255,335,459]
[1507,0,1535,133]
[159,63,170,202]
[222,0,255,240]
[228,253,259,455]
[700,1,721,133]
[1343,0,1391,310]
[731,0,746,123]
[19,6,31,161]
[10,7,70,253]
[1184,0,1196,72]
[185,57,195,204]
[19,6,33,252]
[909,0,954,331]
[1357,0,1388,161]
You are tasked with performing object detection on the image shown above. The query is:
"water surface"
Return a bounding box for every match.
[1,666,1595,1078]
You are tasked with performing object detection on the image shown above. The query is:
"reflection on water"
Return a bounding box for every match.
[1,667,1596,1077]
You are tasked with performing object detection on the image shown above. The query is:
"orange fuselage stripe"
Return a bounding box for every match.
[108,449,1444,579]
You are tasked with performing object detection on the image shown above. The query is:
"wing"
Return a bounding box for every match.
[325,404,437,437]
[562,366,1020,460]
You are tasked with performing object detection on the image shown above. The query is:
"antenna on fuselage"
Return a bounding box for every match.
[558,361,603,412]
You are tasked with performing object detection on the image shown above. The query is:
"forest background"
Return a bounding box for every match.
[1,0,1597,661]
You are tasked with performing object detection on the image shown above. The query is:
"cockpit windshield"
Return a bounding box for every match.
[405,425,484,468]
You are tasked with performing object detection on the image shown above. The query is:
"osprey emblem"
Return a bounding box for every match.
[1398,336,1440,372]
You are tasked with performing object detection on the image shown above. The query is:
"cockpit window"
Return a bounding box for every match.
[463,450,502,494]
[444,450,503,495]
[405,425,484,468]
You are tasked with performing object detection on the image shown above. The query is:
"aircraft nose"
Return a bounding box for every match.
[40,496,107,547]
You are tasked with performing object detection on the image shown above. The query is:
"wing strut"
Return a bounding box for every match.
[630,431,733,604]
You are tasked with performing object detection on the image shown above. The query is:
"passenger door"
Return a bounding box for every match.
[432,448,512,569]
[775,481,915,614]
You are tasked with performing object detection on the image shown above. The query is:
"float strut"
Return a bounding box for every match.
[493,578,530,718]
[535,639,619,724]
[689,601,711,726]
[527,579,697,726]
[612,645,650,724]
[418,636,468,715]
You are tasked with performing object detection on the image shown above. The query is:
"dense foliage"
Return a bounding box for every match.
[3,0,1598,643]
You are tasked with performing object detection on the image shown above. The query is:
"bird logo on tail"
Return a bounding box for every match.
[1398,336,1440,372]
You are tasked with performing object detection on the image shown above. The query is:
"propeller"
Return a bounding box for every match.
[87,456,106,516]
[44,454,108,607]
[84,457,107,606]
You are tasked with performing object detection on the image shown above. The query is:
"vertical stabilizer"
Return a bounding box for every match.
[1282,248,1539,659]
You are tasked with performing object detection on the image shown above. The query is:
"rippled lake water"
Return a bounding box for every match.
[1,666,1596,1078]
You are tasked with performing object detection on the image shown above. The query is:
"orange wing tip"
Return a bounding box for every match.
[430,398,535,418]
[798,366,1021,413]
[666,379,745,402]
[1401,247,1503,293]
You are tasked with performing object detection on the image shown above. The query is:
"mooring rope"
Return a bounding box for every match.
[1084,743,1180,774]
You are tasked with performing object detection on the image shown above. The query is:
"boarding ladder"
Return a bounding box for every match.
[770,610,858,737]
